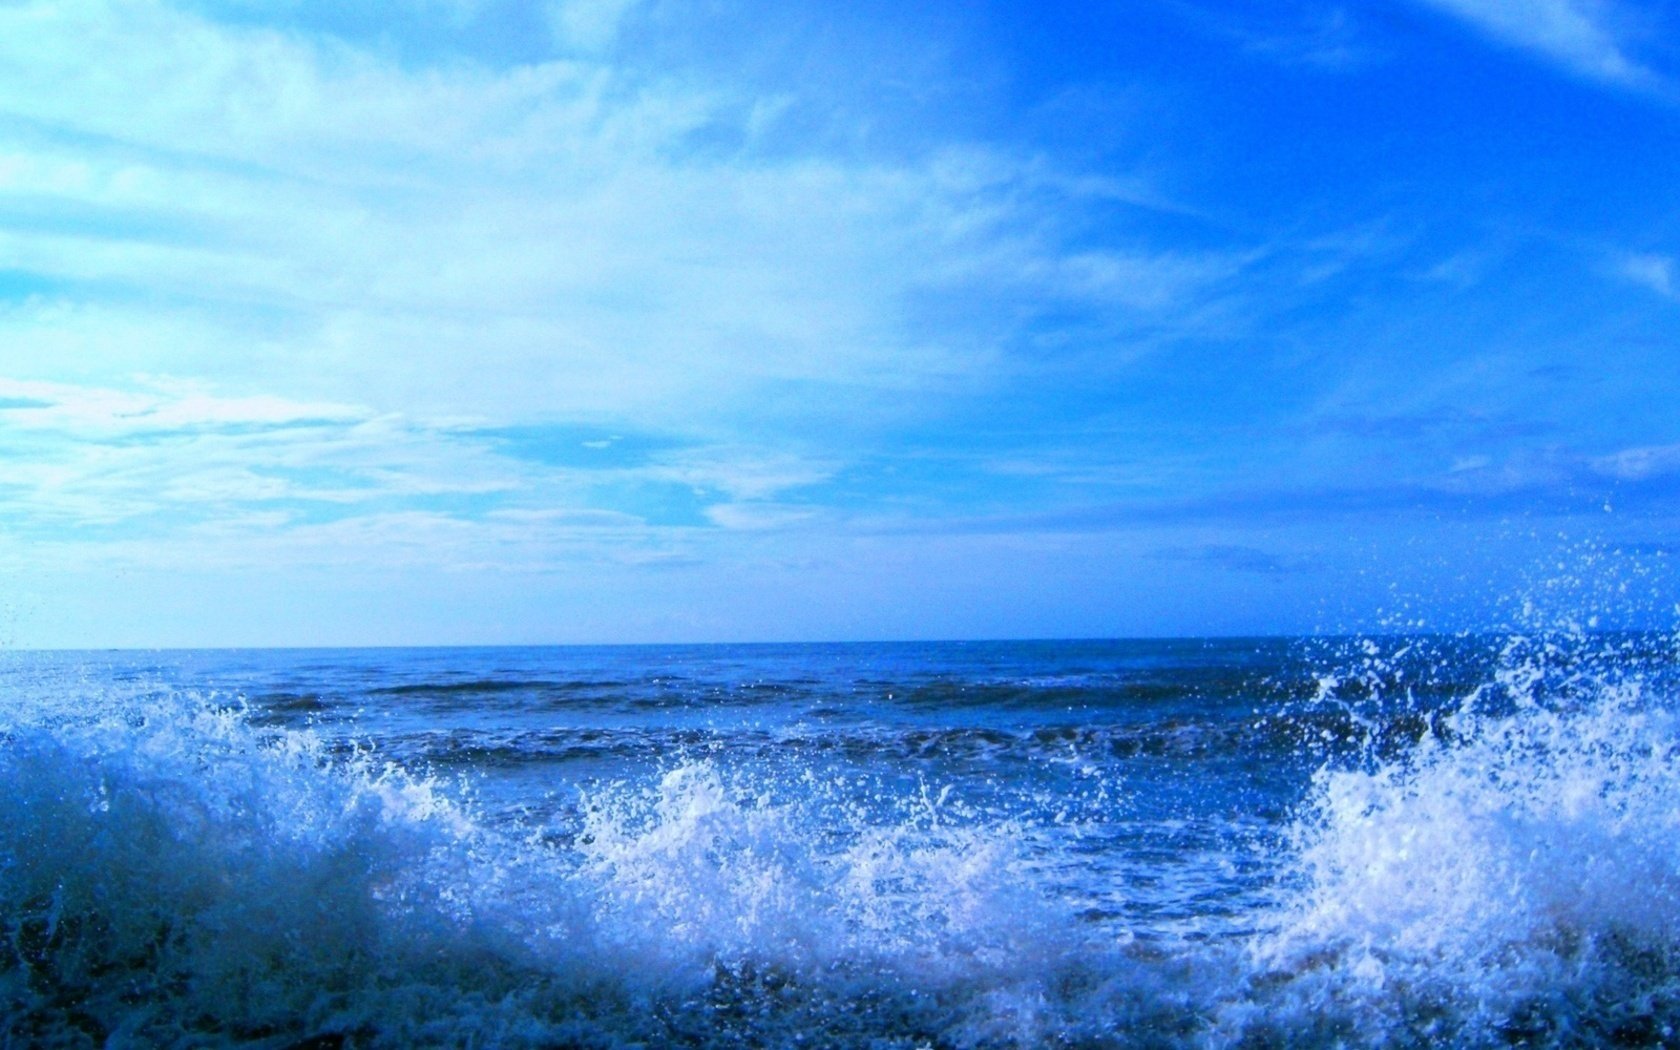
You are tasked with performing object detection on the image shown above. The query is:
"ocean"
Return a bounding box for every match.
[3,619,1679,1046]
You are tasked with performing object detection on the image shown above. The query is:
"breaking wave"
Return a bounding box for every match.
[2,622,1678,1045]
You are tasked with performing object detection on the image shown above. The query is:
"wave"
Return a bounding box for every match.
[363,709,1458,779]
[364,678,632,698]
[1242,628,1680,1046]
[0,691,1119,1047]
[3,628,1680,1046]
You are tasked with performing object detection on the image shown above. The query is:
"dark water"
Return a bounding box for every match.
[2,629,1678,1047]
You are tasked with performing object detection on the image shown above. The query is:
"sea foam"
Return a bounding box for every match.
[1246,629,1680,1046]
[0,690,1106,1047]
[3,619,1679,1046]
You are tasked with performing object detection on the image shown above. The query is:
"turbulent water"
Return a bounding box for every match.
[4,617,1680,1046]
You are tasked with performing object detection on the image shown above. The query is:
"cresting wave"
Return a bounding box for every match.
[0,692,1108,1047]
[3,627,1679,1047]
[1247,630,1680,1047]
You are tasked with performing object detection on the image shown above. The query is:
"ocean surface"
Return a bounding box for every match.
[4,618,1680,1046]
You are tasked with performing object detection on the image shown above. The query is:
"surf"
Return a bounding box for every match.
[2,609,1677,1045]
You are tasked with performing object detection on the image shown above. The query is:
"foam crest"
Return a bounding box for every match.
[573,762,1071,984]
[1254,629,1680,1045]
[0,690,1108,1046]
[7,592,1678,1047]
[0,692,582,1045]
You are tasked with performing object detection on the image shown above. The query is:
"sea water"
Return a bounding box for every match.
[3,603,1679,1045]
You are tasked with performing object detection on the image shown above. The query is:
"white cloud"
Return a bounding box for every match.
[0,0,1265,621]
[704,502,818,531]
[1618,251,1677,298]
[0,377,364,435]
[0,376,529,532]
[1592,442,1680,480]
[547,0,643,53]
[0,2,638,174]
[1416,0,1669,92]
[1417,249,1497,288]
[649,446,837,502]
[0,0,1216,434]
[0,372,834,570]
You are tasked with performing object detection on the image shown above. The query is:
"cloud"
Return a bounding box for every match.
[0,376,364,435]
[0,376,527,534]
[703,502,818,531]
[1239,7,1377,71]
[648,447,837,502]
[0,0,1282,598]
[1416,249,1499,288]
[1171,4,1380,73]
[1415,0,1670,93]
[0,0,1222,438]
[1617,251,1678,298]
[1151,543,1313,576]
[1592,442,1680,480]
[0,373,837,566]
[546,0,643,53]
[1427,441,1680,503]
[860,433,1680,540]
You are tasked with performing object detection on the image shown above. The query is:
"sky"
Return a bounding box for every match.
[1,0,1678,647]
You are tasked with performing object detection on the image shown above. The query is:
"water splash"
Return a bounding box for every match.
[3,569,1679,1046]
[0,689,1122,1047]
[1248,623,1680,1046]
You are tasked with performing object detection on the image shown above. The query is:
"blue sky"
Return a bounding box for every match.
[1,0,1677,646]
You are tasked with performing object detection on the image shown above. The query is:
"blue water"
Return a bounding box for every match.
[3,626,1678,1046]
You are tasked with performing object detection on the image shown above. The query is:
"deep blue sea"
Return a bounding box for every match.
[4,625,1679,1047]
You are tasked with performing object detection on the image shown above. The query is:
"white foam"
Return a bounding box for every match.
[4,620,1679,1046]
[1250,630,1680,1045]
[0,690,1108,1046]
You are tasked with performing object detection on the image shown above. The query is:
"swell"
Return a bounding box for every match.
[366,677,632,697]
[365,707,1461,775]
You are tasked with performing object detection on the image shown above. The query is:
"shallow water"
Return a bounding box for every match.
[2,627,1678,1047]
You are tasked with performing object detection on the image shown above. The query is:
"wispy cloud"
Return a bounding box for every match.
[1617,251,1678,298]
[0,374,838,568]
[1415,0,1671,93]
[1,0,1675,643]
[1239,7,1376,71]
[1415,248,1501,288]
[1151,543,1314,576]
[0,0,1264,591]
[0,377,364,435]
[0,0,1216,433]
[1171,4,1380,73]
[546,0,646,54]
[1592,442,1680,480]
[0,378,527,534]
